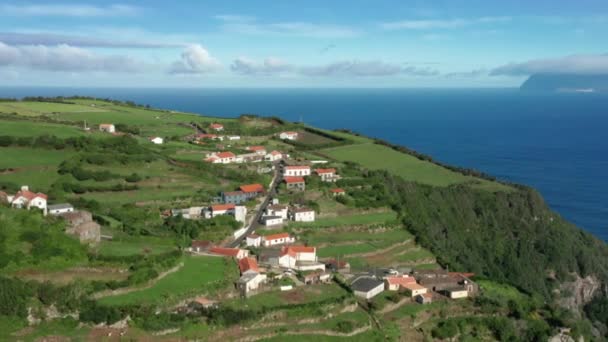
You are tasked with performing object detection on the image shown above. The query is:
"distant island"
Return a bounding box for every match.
[521,73,608,93]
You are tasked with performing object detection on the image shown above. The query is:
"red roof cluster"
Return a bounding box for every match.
[240,184,264,193]
[191,240,212,249]
[216,152,235,159]
[281,245,315,257]
[284,176,305,184]
[247,146,266,151]
[210,123,223,129]
[330,188,345,193]
[238,257,260,273]
[209,247,241,257]
[270,150,282,156]
[264,232,290,241]
[315,168,336,174]
[211,203,235,211]
[386,275,417,286]
[14,189,47,202]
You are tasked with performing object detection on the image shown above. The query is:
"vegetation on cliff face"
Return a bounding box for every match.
[375,172,608,298]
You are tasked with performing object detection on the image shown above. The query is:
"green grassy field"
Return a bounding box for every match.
[321,143,509,190]
[0,101,105,115]
[290,211,397,229]
[303,228,411,246]
[98,256,236,306]
[0,147,75,169]
[96,236,178,256]
[0,119,88,138]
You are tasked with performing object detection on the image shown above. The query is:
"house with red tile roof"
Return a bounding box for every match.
[239,184,265,201]
[209,247,248,259]
[279,131,299,140]
[284,176,305,191]
[209,123,224,131]
[385,275,417,291]
[262,232,295,247]
[331,188,346,196]
[196,133,219,140]
[315,168,339,182]
[283,165,311,177]
[215,152,236,164]
[191,240,213,253]
[7,185,48,215]
[246,146,267,155]
[276,245,325,271]
[239,257,260,274]
[402,283,428,297]
[264,150,283,162]
[211,203,236,215]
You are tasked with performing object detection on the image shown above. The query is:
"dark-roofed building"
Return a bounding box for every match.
[413,269,478,297]
[222,191,248,204]
[351,276,385,299]
[191,240,213,253]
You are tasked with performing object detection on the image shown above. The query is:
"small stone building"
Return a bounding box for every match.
[60,211,101,243]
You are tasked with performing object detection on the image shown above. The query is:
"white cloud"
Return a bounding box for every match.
[0,31,182,48]
[169,44,222,74]
[231,57,293,75]
[0,42,142,72]
[380,16,511,30]
[214,15,358,38]
[491,54,608,76]
[0,4,139,17]
[445,69,488,78]
[300,60,402,77]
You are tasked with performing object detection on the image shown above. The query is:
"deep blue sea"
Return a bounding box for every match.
[1,87,607,241]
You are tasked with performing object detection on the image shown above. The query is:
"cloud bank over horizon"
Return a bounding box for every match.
[491,54,608,76]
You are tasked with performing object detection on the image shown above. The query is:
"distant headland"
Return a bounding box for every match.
[521,74,608,93]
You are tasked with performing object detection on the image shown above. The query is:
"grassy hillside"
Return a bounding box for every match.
[0,98,606,341]
[321,142,510,191]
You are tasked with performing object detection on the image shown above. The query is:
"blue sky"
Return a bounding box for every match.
[0,0,607,87]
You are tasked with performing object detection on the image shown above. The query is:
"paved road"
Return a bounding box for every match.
[228,161,283,248]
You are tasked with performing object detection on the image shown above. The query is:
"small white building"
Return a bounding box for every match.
[47,203,74,216]
[351,277,385,300]
[446,288,469,299]
[227,135,241,141]
[402,283,428,297]
[264,151,283,162]
[7,186,48,215]
[206,152,236,164]
[209,123,224,132]
[261,215,283,226]
[99,123,116,133]
[246,234,262,247]
[290,208,315,222]
[283,165,311,177]
[266,204,288,219]
[247,146,267,156]
[239,272,267,295]
[263,233,295,247]
[279,131,299,140]
[234,205,247,224]
[150,137,164,145]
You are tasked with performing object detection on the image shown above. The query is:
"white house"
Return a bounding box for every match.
[246,234,262,247]
[261,215,283,226]
[209,123,224,132]
[227,135,241,141]
[315,168,340,182]
[264,150,283,162]
[265,204,288,219]
[150,137,164,145]
[279,131,299,140]
[446,288,469,299]
[402,283,428,297]
[283,165,311,177]
[210,204,247,223]
[239,272,267,295]
[47,203,74,216]
[206,152,236,164]
[290,208,315,222]
[351,277,385,300]
[99,123,115,133]
[278,246,325,271]
[246,146,267,155]
[262,233,295,247]
[8,186,48,215]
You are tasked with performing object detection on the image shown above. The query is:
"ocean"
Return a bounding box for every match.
[1,87,607,241]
